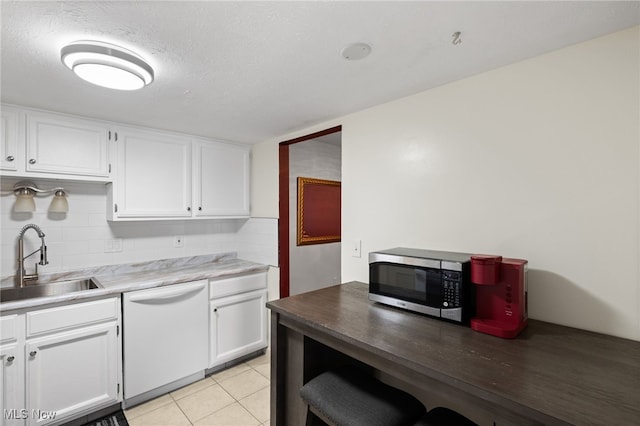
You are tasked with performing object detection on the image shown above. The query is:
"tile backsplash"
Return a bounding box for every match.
[1,180,277,280]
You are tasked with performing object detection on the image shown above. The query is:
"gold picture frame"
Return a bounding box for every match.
[297,177,341,245]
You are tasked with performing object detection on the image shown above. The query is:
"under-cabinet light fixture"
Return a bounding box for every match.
[10,181,69,213]
[61,41,154,90]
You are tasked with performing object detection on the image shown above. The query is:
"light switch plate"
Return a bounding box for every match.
[352,240,361,258]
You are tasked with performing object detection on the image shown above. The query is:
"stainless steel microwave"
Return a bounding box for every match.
[368,248,474,324]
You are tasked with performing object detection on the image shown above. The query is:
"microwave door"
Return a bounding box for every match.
[372,263,425,302]
[371,263,441,308]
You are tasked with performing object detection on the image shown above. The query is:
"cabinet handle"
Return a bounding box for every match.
[214,308,218,312]
[30,351,37,357]
[187,207,191,212]
[6,356,14,362]
[29,158,36,165]
[198,207,202,211]
[6,155,14,162]
[128,282,206,303]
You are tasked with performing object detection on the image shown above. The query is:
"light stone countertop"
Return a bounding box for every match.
[0,252,269,312]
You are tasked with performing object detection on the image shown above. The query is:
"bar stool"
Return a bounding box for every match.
[300,368,427,426]
[413,407,478,426]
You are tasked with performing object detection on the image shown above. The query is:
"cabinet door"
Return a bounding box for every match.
[25,322,119,426]
[1,106,21,172]
[113,128,191,218]
[209,289,268,368]
[194,140,250,217]
[26,111,109,178]
[1,344,24,426]
[1,314,25,426]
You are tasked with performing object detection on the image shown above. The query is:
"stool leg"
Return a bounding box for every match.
[305,404,314,426]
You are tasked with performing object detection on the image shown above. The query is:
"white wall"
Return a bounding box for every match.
[289,139,341,295]
[251,140,279,218]
[252,26,640,340]
[248,141,281,300]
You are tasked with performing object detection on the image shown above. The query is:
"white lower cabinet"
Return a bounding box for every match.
[25,322,119,426]
[1,315,25,426]
[2,272,268,425]
[209,273,268,368]
[2,297,122,426]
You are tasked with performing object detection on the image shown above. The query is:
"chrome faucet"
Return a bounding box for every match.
[17,224,48,287]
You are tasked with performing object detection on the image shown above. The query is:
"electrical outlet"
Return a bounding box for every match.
[352,240,361,258]
[174,235,184,248]
[105,238,123,253]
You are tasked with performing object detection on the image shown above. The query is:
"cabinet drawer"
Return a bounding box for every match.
[209,272,266,299]
[27,297,119,337]
[1,314,20,344]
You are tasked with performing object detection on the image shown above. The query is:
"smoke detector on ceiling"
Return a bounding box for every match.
[341,43,372,60]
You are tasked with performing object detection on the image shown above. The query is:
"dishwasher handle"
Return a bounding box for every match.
[128,282,206,305]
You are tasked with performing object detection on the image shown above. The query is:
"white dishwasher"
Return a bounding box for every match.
[123,280,208,406]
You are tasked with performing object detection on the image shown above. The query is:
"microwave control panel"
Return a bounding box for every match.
[442,270,462,308]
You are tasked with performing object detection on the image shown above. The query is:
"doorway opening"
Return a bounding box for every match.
[278,126,342,297]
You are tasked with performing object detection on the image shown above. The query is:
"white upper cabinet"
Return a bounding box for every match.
[26,111,110,178]
[193,139,250,218]
[109,135,250,221]
[1,105,111,182]
[1,105,21,172]
[1,105,250,220]
[108,127,192,219]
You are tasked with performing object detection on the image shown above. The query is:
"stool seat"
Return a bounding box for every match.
[413,407,478,426]
[300,368,426,426]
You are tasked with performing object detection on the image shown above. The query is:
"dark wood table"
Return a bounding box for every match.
[267,281,640,426]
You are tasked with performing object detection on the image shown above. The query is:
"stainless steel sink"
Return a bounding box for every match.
[0,278,102,303]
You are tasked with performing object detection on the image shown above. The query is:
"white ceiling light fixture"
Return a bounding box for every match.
[61,41,154,90]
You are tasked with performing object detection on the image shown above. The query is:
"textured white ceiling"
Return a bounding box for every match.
[1,1,638,144]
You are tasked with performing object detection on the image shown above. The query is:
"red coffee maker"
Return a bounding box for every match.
[470,255,528,338]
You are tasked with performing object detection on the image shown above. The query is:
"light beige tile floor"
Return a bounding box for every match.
[125,351,270,426]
